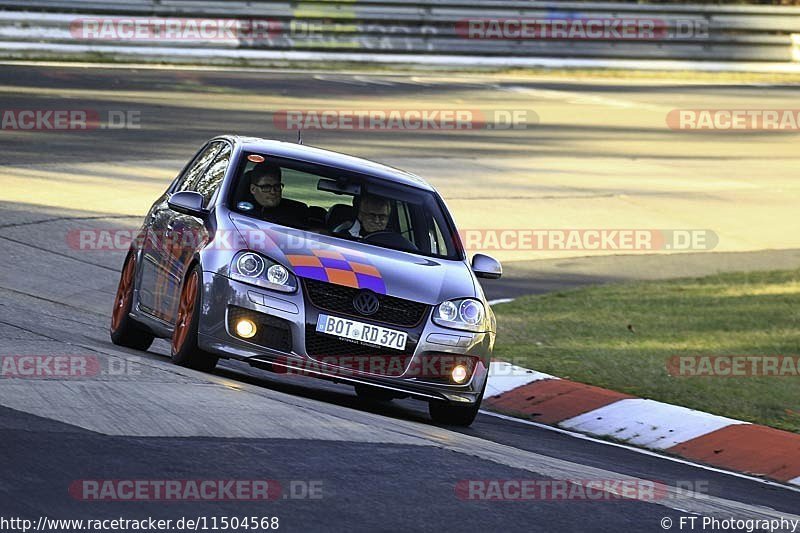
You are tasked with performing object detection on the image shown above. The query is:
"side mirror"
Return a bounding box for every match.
[168,191,207,218]
[472,253,502,279]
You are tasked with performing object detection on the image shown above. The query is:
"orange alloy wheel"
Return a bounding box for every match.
[172,270,199,354]
[111,256,136,333]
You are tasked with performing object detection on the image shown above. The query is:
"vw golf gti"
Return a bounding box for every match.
[110,136,502,426]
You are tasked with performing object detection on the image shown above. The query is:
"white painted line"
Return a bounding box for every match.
[313,74,371,86]
[503,86,666,112]
[487,298,514,306]
[353,75,397,86]
[4,41,800,73]
[559,398,747,450]
[479,410,800,494]
[0,61,772,88]
[485,361,557,398]
[0,60,441,78]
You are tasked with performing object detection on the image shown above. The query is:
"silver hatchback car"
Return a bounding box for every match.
[110,136,502,426]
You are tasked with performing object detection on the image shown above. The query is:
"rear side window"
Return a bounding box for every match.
[174,142,223,193]
[193,143,232,207]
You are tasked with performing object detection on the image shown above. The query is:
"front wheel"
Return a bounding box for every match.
[429,379,486,427]
[428,399,482,427]
[354,384,400,403]
[110,253,154,351]
[171,265,218,373]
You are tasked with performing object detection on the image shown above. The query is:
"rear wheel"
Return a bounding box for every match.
[110,253,155,351]
[171,265,218,372]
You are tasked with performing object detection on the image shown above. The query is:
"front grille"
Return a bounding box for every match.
[302,278,429,327]
[228,306,292,352]
[304,325,413,376]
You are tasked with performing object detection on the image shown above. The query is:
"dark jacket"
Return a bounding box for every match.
[258,198,307,228]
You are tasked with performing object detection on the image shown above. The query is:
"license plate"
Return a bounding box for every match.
[315,314,407,351]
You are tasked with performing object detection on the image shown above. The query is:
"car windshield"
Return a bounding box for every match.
[227,152,461,260]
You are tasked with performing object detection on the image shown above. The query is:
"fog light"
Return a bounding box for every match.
[235,318,257,339]
[452,364,468,384]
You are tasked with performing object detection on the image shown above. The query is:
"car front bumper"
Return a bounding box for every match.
[196,271,494,404]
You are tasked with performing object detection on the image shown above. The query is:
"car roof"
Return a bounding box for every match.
[219,135,435,192]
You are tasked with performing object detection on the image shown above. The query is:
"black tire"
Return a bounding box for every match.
[428,400,482,427]
[110,253,155,351]
[354,384,399,403]
[170,264,219,372]
[428,379,487,427]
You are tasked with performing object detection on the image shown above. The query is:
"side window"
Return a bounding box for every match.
[430,218,449,257]
[174,142,223,193]
[396,201,414,242]
[193,143,232,207]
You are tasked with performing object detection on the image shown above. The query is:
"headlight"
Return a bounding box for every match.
[267,264,289,286]
[230,251,297,293]
[237,253,265,277]
[433,298,486,332]
[438,300,458,322]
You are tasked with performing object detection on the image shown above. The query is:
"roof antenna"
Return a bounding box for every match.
[297,128,303,145]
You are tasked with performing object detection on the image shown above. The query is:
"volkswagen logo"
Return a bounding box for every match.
[353,291,380,316]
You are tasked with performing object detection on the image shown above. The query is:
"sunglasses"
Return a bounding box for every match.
[253,183,284,193]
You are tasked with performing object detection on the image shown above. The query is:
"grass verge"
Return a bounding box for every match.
[492,268,800,433]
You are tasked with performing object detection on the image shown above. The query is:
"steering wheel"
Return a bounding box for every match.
[362,231,419,252]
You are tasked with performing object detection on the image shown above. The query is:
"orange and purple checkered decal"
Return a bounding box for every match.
[236,225,388,294]
[285,248,386,294]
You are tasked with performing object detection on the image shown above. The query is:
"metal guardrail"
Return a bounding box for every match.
[0,1,798,63]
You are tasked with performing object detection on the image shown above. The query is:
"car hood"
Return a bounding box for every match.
[229,214,476,305]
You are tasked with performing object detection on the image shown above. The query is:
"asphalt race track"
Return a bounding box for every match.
[0,64,799,532]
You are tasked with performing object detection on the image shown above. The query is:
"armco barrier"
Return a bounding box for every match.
[0,1,799,65]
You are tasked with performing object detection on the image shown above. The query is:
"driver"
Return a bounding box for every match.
[334,195,391,238]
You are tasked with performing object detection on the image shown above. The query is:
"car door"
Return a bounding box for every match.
[138,141,224,321]
[160,142,233,324]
